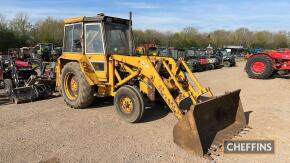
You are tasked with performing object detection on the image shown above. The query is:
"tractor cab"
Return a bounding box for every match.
[60,13,132,81]
[33,43,54,61]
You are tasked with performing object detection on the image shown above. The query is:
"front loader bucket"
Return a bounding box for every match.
[173,89,246,158]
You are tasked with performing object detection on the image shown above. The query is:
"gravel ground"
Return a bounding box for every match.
[0,61,289,163]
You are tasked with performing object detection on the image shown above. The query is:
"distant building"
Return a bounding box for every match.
[223,45,243,49]
[223,45,244,57]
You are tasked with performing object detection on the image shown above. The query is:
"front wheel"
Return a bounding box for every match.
[4,79,14,97]
[224,61,231,67]
[114,85,145,123]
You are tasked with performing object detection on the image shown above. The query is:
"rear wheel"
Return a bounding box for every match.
[114,85,145,123]
[61,62,94,109]
[4,79,13,97]
[246,55,273,79]
[208,64,215,70]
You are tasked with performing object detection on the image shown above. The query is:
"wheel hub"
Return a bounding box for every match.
[70,77,78,93]
[64,73,78,100]
[120,96,133,114]
[251,62,266,74]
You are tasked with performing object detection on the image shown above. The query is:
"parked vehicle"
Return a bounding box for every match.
[158,48,171,57]
[33,43,54,62]
[7,48,19,58]
[135,44,158,56]
[215,50,236,67]
[185,50,209,71]
[19,47,33,61]
[51,47,62,61]
[223,53,236,67]
[0,55,36,96]
[0,55,55,103]
[246,50,290,79]
[0,55,8,90]
[186,55,200,71]
[206,55,221,69]
[199,57,209,71]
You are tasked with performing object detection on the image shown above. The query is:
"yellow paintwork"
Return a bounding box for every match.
[64,17,84,24]
[57,53,101,85]
[57,17,213,120]
[120,96,134,113]
[110,55,213,119]
[56,53,213,120]
[64,72,78,100]
[86,54,108,81]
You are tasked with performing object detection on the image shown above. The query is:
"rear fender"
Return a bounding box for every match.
[56,56,97,90]
[249,53,275,67]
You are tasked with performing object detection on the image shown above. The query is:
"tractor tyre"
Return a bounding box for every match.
[61,62,94,109]
[224,61,231,67]
[114,85,145,123]
[246,55,273,79]
[123,85,146,121]
[4,79,14,97]
[208,64,215,70]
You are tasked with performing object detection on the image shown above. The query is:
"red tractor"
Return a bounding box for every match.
[0,54,56,103]
[245,50,290,79]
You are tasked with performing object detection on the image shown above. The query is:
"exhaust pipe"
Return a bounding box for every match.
[129,11,134,56]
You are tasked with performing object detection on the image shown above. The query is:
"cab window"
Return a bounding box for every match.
[63,24,82,53]
[105,23,129,55]
[85,23,104,54]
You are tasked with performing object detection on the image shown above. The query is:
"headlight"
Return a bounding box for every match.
[208,58,216,63]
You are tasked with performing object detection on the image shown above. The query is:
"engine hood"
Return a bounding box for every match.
[15,60,32,69]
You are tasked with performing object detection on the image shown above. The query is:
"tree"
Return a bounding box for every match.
[0,14,7,29]
[9,12,33,46]
[252,31,271,48]
[33,16,64,46]
[2,11,290,52]
[0,13,18,51]
[133,30,145,46]
[210,30,231,48]
[273,32,288,48]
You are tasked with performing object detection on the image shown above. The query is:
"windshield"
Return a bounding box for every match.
[221,51,230,56]
[23,49,30,55]
[106,23,130,55]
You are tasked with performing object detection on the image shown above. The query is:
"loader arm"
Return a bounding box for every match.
[111,55,247,159]
[111,55,213,120]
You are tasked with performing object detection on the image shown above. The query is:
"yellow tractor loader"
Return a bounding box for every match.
[56,13,248,159]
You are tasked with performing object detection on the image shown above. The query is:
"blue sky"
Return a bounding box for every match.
[1,0,290,32]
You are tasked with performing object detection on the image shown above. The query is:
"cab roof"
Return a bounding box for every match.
[64,13,131,25]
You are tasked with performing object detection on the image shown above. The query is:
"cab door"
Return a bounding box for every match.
[84,23,107,81]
